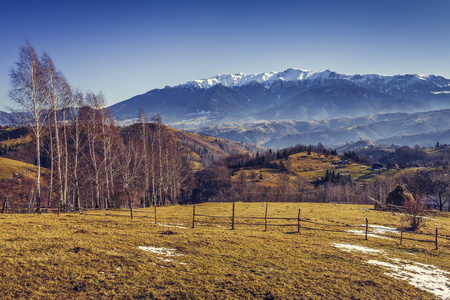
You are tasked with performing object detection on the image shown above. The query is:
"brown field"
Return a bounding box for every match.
[1,202,449,299]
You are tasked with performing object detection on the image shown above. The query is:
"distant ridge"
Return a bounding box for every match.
[192,109,450,148]
[181,68,450,93]
[110,67,450,127]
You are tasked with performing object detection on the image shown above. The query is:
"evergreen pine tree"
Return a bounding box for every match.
[324,170,330,182]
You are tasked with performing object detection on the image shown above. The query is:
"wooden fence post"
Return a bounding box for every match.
[2,196,8,214]
[297,208,301,233]
[231,202,235,230]
[365,218,368,240]
[264,202,268,232]
[192,205,196,229]
[435,227,438,250]
[400,219,403,245]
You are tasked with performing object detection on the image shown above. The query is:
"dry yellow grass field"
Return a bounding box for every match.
[0,157,39,180]
[1,202,449,299]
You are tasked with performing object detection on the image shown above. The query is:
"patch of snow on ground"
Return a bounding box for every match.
[367,259,450,299]
[369,225,400,234]
[332,243,384,254]
[333,242,450,299]
[157,223,188,229]
[347,225,399,240]
[138,246,186,264]
[346,229,394,240]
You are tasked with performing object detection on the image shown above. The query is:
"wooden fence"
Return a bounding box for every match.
[3,197,450,250]
[79,207,158,223]
[191,202,450,250]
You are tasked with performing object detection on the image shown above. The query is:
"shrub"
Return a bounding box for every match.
[403,198,428,231]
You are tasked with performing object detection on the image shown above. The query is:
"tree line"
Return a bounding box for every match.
[8,41,190,212]
[190,143,450,211]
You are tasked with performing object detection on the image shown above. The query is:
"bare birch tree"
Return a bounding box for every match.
[68,90,85,210]
[138,108,150,207]
[84,93,104,208]
[42,52,71,210]
[9,41,47,213]
[118,134,142,219]
[153,114,164,205]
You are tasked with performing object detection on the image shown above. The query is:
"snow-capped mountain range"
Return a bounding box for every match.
[110,68,450,129]
[184,68,450,93]
[184,69,322,89]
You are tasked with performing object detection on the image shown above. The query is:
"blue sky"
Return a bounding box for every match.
[1,0,449,109]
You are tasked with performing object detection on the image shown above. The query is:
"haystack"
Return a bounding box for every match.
[385,184,415,206]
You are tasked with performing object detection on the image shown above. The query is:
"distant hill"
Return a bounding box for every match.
[113,123,263,170]
[255,86,424,121]
[192,109,450,148]
[0,111,17,126]
[375,129,450,147]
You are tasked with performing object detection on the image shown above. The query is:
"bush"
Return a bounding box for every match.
[403,198,428,231]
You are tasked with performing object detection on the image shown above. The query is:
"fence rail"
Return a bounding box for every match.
[2,198,449,250]
[191,202,447,250]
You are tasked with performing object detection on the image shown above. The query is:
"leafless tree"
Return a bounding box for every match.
[431,171,450,211]
[68,90,85,210]
[153,114,164,205]
[277,174,292,202]
[9,41,47,213]
[83,93,106,208]
[41,52,71,210]
[101,108,114,209]
[117,134,142,219]
[138,108,150,206]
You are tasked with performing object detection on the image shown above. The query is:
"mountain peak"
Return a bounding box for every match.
[182,68,321,89]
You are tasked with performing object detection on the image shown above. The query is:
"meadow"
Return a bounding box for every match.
[232,151,378,189]
[1,202,449,299]
[0,157,39,180]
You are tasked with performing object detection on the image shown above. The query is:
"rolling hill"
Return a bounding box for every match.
[193,109,450,148]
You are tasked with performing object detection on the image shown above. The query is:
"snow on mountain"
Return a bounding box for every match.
[180,68,450,93]
[184,68,319,89]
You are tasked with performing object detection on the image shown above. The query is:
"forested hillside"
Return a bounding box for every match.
[0,114,258,212]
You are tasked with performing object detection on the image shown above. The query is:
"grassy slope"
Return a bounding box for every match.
[0,135,32,147]
[1,202,448,299]
[0,156,39,180]
[232,152,375,188]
